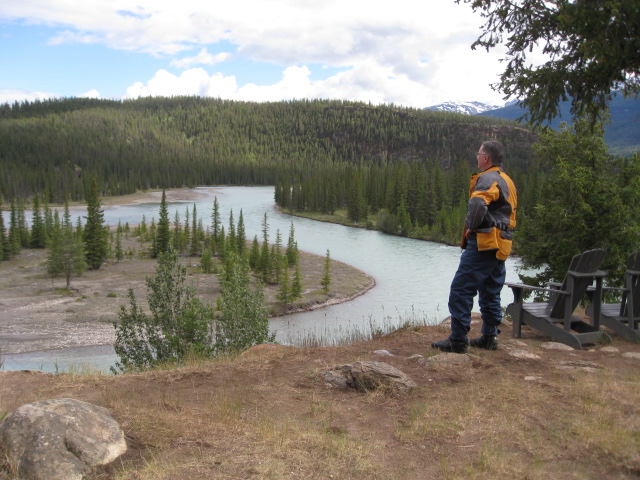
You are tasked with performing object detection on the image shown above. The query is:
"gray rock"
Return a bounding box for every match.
[541,342,575,351]
[372,349,394,357]
[323,361,416,393]
[599,346,620,353]
[323,366,352,389]
[425,353,472,364]
[622,352,640,360]
[556,360,604,372]
[0,398,127,480]
[508,349,541,360]
[502,339,528,348]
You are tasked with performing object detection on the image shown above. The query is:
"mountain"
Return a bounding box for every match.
[478,95,640,156]
[425,100,501,115]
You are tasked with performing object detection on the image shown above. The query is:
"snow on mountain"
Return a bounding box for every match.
[425,100,502,115]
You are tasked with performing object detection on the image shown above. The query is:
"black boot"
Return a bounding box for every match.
[469,335,498,350]
[431,338,468,354]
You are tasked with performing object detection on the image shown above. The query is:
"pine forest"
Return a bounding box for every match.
[0,97,541,246]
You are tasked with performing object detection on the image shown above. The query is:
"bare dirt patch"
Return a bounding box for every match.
[0,236,373,355]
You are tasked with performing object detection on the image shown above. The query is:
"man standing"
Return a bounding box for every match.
[432,141,518,353]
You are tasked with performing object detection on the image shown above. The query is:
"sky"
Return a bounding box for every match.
[0,0,512,109]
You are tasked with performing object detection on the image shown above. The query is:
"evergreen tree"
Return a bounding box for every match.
[258,213,271,283]
[17,199,29,248]
[200,247,214,274]
[321,249,332,294]
[517,119,640,287]
[277,256,290,303]
[154,189,171,258]
[182,206,190,253]
[236,209,246,255]
[83,176,108,269]
[286,222,298,267]
[173,211,184,253]
[189,203,199,256]
[291,260,303,301]
[30,194,47,248]
[460,0,640,125]
[249,235,260,269]
[211,196,221,253]
[218,226,226,258]
[227,209,236,255]
[43,197,53,244]
[272,229,283,283]
[8,201,21,255]
[75,216,84,240]
[47,201,87,289]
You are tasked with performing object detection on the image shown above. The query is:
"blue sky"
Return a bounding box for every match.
[0,0,511,108]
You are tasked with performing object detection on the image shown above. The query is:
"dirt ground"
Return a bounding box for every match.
[0,242,373,356]
[1,324,639,480]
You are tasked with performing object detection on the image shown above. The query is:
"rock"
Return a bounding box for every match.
[508,349,541,360]
[599,346,620,353]
[541,342,575,351]
[323,366,352,389]
[0,398,127,480]
[425,353,472,365]
[502,339,528,348]
[524,376,542,381]
[622,352,640,360]
[556,360,604,372]
[323,361,416,393]
[372,349,394,357]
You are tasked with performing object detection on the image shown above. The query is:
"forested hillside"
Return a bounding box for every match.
[0,97,537,203]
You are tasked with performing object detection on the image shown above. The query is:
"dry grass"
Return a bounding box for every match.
[1,325,639,480]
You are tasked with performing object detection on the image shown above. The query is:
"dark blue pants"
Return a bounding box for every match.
[448,236,505,342]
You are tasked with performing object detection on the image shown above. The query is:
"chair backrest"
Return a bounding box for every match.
[550,249,606,319]
[620,250,640,317]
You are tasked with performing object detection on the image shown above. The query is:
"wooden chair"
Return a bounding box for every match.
[505,249,611,349]
[586,251,640,341]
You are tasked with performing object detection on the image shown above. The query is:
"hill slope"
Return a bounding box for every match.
[1,325,639,479]
[0,97,537,202]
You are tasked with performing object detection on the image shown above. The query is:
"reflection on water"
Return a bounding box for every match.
[3,186,526,372]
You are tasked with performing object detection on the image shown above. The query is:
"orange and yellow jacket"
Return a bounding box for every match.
[464,165,517,261]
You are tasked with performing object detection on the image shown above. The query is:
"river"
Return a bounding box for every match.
[1,186,524,372]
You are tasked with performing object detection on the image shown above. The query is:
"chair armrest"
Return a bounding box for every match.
[567,269,607,279]
[505,283,569,296]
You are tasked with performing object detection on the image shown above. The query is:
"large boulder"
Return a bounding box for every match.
[0,398,127,480]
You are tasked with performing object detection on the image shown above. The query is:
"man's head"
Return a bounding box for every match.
[476,141,505,170]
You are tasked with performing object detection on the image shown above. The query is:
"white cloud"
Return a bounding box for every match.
[0,89,58,104]
[125,68,239,99]
[79,89,101,98]
[1,0,510,106]
[170,49,233,69]
[123,60,495,109]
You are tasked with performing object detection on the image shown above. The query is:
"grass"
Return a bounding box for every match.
[1,327,639,480]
